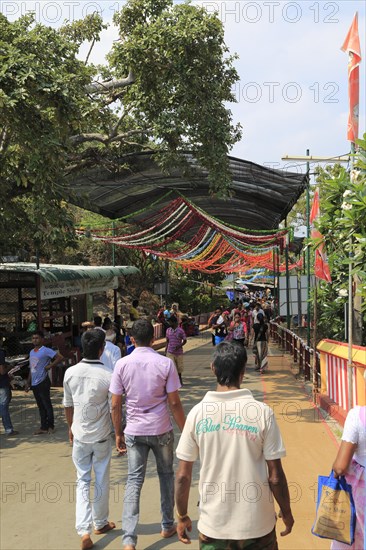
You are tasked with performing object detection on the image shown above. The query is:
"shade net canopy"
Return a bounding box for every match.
[66,152,308,231]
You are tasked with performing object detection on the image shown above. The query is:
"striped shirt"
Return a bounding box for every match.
[166,327,186,355]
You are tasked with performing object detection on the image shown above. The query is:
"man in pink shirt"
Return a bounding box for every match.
[110,319,186,550]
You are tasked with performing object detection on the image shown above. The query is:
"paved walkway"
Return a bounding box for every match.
[1,331,341,550]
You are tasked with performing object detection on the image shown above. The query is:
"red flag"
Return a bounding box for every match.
[310,187,320,224]
[341,13,362,143]
[311,188,332,283]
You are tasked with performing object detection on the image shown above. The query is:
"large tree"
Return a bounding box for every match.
[0,0,240,259]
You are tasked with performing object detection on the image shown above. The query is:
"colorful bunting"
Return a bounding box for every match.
[76,196,301,274]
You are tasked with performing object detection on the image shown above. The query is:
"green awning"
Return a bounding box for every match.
[0,263,140,283]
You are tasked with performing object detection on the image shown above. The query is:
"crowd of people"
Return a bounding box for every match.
[62,323,298,550]
[1,294,365,550]
[208,297,272,375]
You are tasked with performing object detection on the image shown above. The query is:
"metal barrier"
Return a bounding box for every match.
[269,321,320,384]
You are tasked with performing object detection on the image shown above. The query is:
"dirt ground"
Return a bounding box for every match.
[1,331,341,550]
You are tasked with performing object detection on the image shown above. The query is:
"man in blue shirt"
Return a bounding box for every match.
[25,331,63,435]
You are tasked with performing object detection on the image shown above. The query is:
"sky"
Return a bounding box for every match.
[1,0,365,176]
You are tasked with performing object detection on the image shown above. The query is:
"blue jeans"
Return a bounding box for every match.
[72,438,112,536]
[0,386,14,433]
[122,430,175,547]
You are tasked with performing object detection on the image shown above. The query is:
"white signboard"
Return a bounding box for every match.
[279,275,313,316]
[40,276,118,300]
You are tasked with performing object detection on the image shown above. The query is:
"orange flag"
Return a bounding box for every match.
[311,189,332,283]
[341,12,362,143]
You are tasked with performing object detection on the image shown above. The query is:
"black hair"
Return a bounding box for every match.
[93,316,102,327]
[212,342,247,387]
[81,329,105,360]
[132,299,139,308]
[32,330,44,338]
[131,319,154,346]
[257,312,265,323]
[102,317,112,330]
[169,315,178,326]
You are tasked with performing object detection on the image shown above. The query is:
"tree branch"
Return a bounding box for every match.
[102,90,128,106]
[84,38,95,65]
[0,127,11,154]
[110,110,129,137]
[69,133,108,145]
[85,70,135,94]
[109,128,151,143]
[69,127,150,145]
[121,141,153,150]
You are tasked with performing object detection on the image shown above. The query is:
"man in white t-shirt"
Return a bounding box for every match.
[174,342,294,549]
[100,329,121,372]
[63,329,115,550]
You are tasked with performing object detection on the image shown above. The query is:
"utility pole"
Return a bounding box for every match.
[285,217,291,329]
[281,153,350,347]
[112,220,117,319]
[282,151,352,402]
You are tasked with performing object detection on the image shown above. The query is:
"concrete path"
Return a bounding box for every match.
[1,331,341,550]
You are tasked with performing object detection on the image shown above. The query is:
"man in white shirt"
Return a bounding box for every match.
[252,302,265,325]
[101,329,121,372]
[63,329,115,550]
[174,342,294,549]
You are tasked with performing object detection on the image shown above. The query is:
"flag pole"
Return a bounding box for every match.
[347,142,355,410]
[285,218,291,329]
[306,149,311,347]
[341,11,361,411]
[348,233,353,410]
[312,276,318,402]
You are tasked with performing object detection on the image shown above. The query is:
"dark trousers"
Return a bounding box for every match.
[32,376,54,430]
[199,527,278,550]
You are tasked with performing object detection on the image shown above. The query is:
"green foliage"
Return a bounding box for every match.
[312,135,366,343]
[0,2,240,257]
[108,0,241,195]
[169,267,227,315]
[0,12,98,257]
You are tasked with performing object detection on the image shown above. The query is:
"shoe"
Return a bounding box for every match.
[81,534,93,550]
[94,521,115,534]
[254,366,260,371]
[161,525,177,538]
[33,429,48,435]
[48,428,55,434]
[6,430,19,437]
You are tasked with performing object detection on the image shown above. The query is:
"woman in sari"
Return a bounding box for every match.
[331,371,366,550]
[253,312,268,374]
